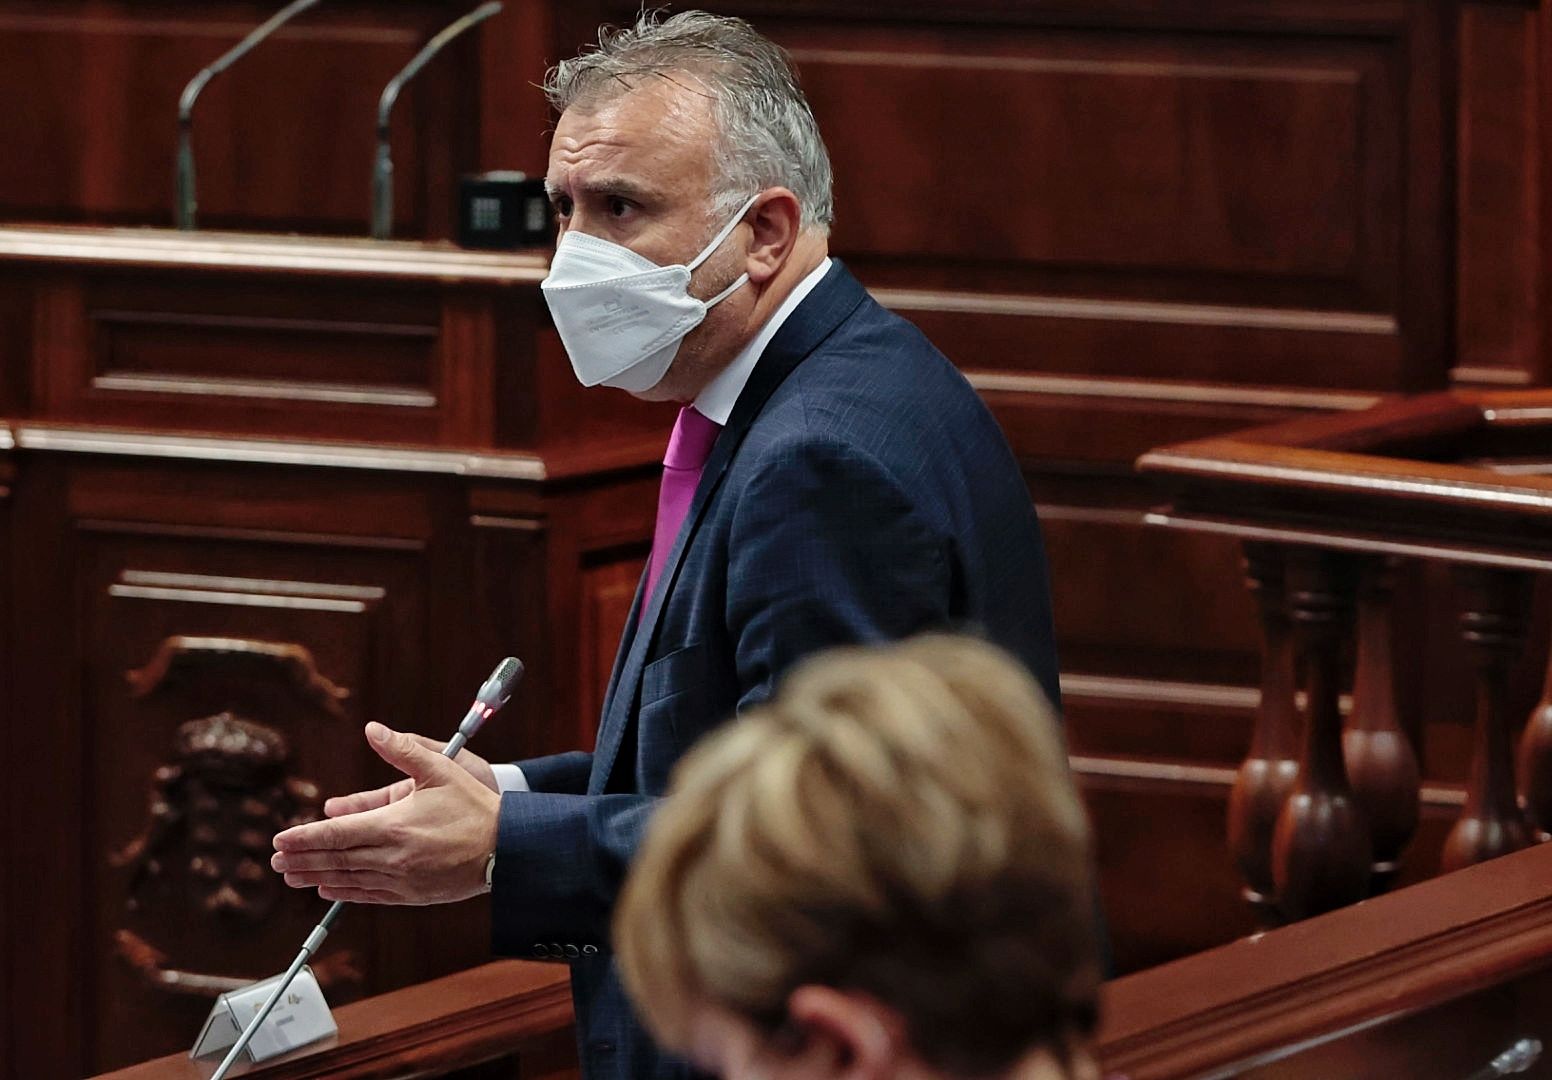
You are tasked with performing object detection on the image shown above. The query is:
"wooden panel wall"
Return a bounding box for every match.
[0,2,481,236]
[1455,0,1551,388]
[1,445,660,1077]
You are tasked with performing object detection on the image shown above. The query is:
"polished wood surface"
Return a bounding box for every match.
[1344,558,1421,879]
[1141,389,1552,914]
[1271,550,1372,919]
[95,837,1552,1080]
[1099,836,1552,1079]
[0,227,669,1076]
[91,960,575,1080]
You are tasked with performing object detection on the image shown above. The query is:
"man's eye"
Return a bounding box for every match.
[553,196,573,220]
[608,197,632,218]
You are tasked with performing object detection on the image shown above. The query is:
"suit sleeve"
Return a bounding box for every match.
[510,751,594,795]
[491,436,949,955]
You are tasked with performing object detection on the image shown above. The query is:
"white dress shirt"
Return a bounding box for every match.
[490,257,833,795]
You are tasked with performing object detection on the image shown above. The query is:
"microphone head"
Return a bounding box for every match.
[477,657,525,709]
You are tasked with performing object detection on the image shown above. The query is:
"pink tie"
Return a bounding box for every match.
[642,405,723,615]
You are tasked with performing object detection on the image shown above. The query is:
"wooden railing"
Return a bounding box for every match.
[1099,835,1552,1079]
[92,960,574,1080]
[1139,389,1552,921]
[100,834,1552,1080]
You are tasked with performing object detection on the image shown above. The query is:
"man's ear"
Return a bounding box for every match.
[744,187,803,285]
[785,985,903,1080]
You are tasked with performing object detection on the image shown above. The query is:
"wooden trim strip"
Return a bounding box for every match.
[872,287,1398,336]
[1142,441,1552,513]
[0,227,551,285]
[1072,753,1466,808]
[1061,672,1259,711]
[12,426,548,480]
[90,375,438,409]
[788,47,1367,86]
[1145,511,1552,572]
[108,584,369,613]
[119,571,386,602]
[968,372,1382,412]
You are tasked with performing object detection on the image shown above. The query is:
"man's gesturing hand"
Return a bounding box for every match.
[319,733,499,819]
[271,722,500,905]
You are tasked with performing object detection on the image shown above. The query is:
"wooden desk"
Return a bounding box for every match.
[0,226,667,1076]
[96,839,1552,1080]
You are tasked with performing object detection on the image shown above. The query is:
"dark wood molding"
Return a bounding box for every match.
[0,227,549,285]
[11,425,551,479]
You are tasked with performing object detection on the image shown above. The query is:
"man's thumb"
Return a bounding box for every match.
[366,722,447,785]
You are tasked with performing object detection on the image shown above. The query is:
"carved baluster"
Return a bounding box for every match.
[1227,543,1301,916]
[1516,643,1552,838]
[1272,550,1373,920]
[1343,557,1420,890]
[1443,568,1534,871]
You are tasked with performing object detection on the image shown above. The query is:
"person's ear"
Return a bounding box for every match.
[743,188,803,285]
[785,985,902,1080]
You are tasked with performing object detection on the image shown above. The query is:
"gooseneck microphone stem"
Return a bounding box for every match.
[209,657,524,1080]
[372,1,503,239]
[176,0,323,231]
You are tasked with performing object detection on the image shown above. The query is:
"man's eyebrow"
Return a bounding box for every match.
[549,176,663,204]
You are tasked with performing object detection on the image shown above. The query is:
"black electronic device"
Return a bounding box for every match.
[457,171,554,249]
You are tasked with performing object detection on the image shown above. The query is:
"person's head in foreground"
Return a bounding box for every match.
[615,636,1102,1080]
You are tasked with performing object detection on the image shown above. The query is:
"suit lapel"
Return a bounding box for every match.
[589,261,869,793]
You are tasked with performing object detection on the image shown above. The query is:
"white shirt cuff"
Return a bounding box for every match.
[491,763,531,793]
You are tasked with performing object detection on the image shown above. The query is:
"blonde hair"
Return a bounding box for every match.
[615,636,1100,1077]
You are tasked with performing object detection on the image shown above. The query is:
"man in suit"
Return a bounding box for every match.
[273,10,1060,1080]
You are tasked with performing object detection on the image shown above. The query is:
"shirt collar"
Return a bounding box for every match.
[693,257,833,425]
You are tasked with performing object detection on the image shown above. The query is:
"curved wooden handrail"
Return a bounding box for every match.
[1097,839,1552,1078]
[92,960,573,1079]
[97,841,1552,1080]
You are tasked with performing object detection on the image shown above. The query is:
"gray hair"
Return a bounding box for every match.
[544,10,835,231]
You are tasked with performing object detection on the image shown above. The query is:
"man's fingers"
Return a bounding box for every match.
[274,813,378,854]
[366,722,452,786]
[324,779,413,818]
[271,848,388,874]
[317,885,406,905]
[282,869,396,890]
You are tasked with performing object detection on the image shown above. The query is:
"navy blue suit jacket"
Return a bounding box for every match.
[491,261,1060,1080]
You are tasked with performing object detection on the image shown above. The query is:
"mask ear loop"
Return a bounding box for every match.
[686,192,763,272]
[686,192,762,308]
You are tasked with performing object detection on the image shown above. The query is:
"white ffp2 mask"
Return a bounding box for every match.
[540,194,760,393]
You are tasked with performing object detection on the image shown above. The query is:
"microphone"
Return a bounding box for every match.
[371,1,504,239]
[446,655,524,757]
[210,656,525,1080]
[175,0,324,230]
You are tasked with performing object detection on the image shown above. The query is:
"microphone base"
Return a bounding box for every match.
[190,965,336,1068]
